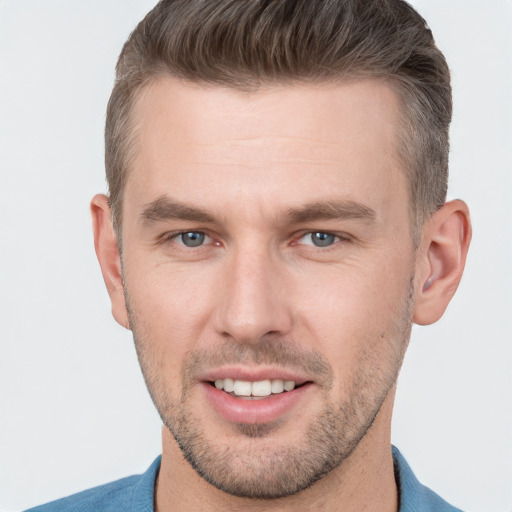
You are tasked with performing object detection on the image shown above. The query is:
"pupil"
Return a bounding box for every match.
[312,232,335,247]
[181,232,205,247]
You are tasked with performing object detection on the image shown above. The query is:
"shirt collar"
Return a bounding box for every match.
[132,448,461,511]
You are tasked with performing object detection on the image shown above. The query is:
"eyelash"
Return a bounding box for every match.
[295,232,345,248]
[162,230,349,250]
[165,231,214,248]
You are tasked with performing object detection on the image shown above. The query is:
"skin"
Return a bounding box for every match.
[92,78,471,512]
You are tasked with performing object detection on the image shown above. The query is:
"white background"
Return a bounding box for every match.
[1,1,511,511]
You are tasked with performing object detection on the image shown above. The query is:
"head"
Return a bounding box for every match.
[92,0,471,503]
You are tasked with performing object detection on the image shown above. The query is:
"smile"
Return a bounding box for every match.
[202,375,313,424]
[213,378,297,398]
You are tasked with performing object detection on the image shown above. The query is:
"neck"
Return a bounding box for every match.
[155,391,398,512]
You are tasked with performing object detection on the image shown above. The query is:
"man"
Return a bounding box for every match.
[27,0,471,510]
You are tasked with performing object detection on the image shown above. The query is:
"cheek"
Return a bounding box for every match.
[124,260,217,365]
[293,256,413,356]
[298,256,410,314]
[127,252,213,313]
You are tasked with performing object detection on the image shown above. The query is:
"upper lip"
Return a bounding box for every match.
[198,366,312,386]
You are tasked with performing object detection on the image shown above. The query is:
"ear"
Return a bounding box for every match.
[90,194,130,330]
[413,199,472,325]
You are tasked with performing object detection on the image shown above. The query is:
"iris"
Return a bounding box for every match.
[180,232,205,247]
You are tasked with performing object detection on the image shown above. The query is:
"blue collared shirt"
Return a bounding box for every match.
[25,446,463,511]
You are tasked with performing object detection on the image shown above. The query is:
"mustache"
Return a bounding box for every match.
[182,337,334,388]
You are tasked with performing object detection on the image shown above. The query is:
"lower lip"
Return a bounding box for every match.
[201,382,313,424]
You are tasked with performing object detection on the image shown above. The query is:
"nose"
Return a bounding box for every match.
[213,247,293,344]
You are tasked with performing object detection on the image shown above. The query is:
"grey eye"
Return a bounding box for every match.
[309,232,337,247]
[180,232,206,247]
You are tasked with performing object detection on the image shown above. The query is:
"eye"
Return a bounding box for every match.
[299,232,340,247]
[171,231,211,248]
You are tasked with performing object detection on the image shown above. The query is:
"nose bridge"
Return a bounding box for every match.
[214,242,292,344]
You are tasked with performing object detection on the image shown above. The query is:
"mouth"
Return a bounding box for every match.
[201,373,314,425]
[210,378,306,400]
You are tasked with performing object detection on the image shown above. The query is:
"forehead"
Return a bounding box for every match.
[125,77,408,225]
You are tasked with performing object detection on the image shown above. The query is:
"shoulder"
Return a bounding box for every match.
[392,446,464,512]
[24,456,161,512]
[24,475,140,512]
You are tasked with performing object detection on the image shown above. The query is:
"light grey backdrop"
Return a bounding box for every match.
[1,1,511,511]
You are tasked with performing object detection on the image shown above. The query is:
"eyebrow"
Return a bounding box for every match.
[139,196,216,225]
[139,196,376,227]
[284,200,377,224]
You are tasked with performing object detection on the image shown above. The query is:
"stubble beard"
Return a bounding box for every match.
[126,279,414,500]
[165,385,389,499]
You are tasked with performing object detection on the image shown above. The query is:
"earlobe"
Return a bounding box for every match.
[413,199,472,325]
[90,194,130,330]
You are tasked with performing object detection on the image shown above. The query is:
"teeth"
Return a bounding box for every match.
[252,379,271,397]
[283,380,295,392]
[233,380,252,396]
[213,378,297,396]
[271,379,284,394]
[223,378,235,393]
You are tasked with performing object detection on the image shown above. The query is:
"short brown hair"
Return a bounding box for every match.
[105,0,451,237]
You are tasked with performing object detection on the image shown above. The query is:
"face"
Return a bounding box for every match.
[119,78,417,498]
